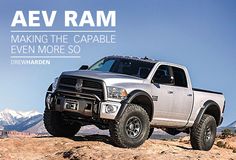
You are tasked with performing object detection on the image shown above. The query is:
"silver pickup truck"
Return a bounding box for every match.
[44,55,225,150]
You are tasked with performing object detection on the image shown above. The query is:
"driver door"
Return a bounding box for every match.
[151,65,176,126]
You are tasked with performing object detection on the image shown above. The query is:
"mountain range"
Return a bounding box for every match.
[0,108,235,134]
[0,108,40,125]
[0,108,46,133]
[227,120,236,128]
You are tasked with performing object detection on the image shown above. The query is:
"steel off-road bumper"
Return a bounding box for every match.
[45,91,121,120]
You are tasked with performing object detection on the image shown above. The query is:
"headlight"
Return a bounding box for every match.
[52,77,59,92]
[107,86,128,100]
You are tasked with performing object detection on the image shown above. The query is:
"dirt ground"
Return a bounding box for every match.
[0,135,235,160]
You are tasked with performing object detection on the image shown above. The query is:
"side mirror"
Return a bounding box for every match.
[79,65,89,70]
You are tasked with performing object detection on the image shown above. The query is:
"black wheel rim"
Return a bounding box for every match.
[204,126,212,142]
[125,116,142,138]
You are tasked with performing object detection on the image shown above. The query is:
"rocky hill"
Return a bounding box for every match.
[0,135,235,160]
[0,108,236,159]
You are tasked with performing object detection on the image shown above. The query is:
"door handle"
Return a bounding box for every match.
[168,91,174,94]
[187,94,192,97]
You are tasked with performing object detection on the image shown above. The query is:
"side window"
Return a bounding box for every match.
[152,65,171,84]
[172,67,188,87]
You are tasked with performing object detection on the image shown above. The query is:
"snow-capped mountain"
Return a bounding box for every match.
[25,120,47,134]
[227,120,236,128]
[0,108,43,132]
[218,120,236,133]
[5,114,43,132]
[0,108,41,126]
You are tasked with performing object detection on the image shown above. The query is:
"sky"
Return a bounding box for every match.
[0,0,235,126]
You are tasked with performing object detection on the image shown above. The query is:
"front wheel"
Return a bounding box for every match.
[190,114,216,151]
[109,104,150,148]
[44,109,81,137]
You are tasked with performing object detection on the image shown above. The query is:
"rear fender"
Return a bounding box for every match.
[194,100,221,126]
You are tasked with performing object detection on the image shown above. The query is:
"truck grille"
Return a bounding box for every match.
[57,75,104,100]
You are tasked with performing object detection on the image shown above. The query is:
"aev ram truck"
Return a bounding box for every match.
[44,55,225,150]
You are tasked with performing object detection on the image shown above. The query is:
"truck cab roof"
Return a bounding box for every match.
[106,55,186,70]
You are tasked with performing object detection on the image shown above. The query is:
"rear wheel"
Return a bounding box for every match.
[190,114,216,151]
[44,109,81,137]
[109,104,150,148]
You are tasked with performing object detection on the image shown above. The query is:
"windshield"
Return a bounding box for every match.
[89,57,155,78]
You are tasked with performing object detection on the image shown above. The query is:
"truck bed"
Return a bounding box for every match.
[186,88,225,126]
[193,88,223,95]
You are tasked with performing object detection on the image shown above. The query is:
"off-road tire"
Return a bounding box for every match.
[109,104,150,148]
[190,114,216,151]
[147,128,154,139]
[44,109,81,137]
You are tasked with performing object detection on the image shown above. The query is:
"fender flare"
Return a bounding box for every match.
[194,100,221,126]
[115,90,154,121]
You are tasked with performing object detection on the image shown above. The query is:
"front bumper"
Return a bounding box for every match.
[46,91,121,120]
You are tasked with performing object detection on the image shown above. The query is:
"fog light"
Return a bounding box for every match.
[105,104,118,113]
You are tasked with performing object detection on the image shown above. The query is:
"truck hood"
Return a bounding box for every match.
[61,70,144,86]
